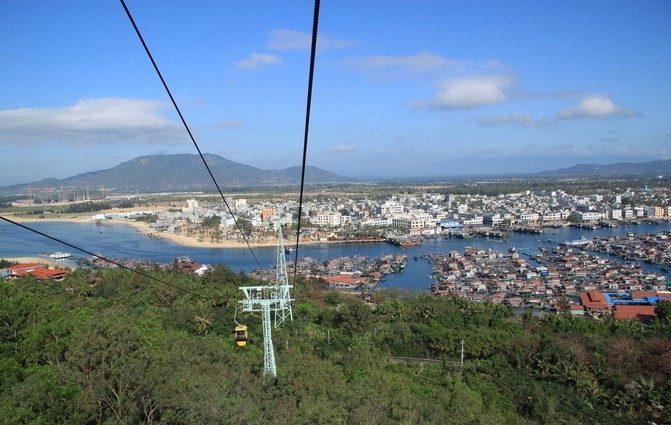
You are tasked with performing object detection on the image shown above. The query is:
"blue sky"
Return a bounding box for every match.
[1,0,670,185]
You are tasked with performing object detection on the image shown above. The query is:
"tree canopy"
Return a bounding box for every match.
[1,266,669,424]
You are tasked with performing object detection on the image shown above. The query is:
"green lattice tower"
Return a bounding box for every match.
[238,225,294,378]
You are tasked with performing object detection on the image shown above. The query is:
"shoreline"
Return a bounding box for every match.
[1,256,65,267]
[6,212,669,251]
[4,212,321,249]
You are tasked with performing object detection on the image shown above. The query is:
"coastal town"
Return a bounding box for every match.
[50,183,671,246]
[3,184,671,322]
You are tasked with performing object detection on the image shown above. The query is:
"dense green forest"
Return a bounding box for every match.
[1,266,669,424]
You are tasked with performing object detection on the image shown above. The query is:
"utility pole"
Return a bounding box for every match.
[460,339,465,369]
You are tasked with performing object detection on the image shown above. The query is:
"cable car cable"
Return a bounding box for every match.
[291,0,321,283]
[0,215,210,301]
[119,0,263,271]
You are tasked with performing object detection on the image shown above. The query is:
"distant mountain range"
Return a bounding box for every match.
[535,159,671,177]
[1,155,669,196]
[0,154,352,195]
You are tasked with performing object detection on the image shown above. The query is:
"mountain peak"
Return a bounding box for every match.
[0,154,352,195]
[536,159,671,177]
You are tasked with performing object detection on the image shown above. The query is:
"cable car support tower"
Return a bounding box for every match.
[238,224,293,378]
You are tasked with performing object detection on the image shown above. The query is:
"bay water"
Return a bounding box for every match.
[2,220,669,292]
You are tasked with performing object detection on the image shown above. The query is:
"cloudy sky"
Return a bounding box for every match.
[1,0,670,185]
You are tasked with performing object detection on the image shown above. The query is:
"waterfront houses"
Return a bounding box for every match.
[109,184,671,246]
[589,231,671,266]
[251,254,409,294]
[428,242,669,319]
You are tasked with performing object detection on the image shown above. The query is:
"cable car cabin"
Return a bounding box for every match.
[234,325,248,347]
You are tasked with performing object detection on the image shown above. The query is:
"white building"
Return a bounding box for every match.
[483,213,502,225]
[311,212,343,227]
[234,199,247,212]
[575,211,606,222]
[609,209,622,220]
[219,215,237,228]
[391,217,426,229]
[361,218,391,227]
[541,212,562,222]
[381,201,403,216]
[183,199,199,212]
[462,216,484,226]
[519,213,539,222]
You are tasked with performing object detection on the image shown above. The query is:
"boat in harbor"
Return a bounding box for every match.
[48,252,72,259]
[386,238,422,247]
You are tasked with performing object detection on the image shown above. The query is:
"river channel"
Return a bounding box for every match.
[1,220,670,292]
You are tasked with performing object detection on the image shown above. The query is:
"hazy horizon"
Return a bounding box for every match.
[1,153,668,190]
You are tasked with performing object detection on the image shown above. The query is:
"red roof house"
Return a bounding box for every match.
[7,263,69,281]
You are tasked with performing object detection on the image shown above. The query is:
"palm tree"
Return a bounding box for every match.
[416,304,436,321]
[635,376,658,410]
[616,319,643,336]
[194,315,213,335]
[580,378,603,408]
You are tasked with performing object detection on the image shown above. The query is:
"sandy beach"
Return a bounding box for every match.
[1,256,65,266]
[123,219,285,248]
[4,211,311,249]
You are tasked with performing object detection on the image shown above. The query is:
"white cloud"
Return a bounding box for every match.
[266,29,355,51]
[558,94,639,119]
[358,51,463,72]
[0,98,184,146]
[477,94,639,127]
[412,75,514,110]
[328,144,358,152]
[351,51,506,75]
[234,53,283,70]
[478,112,539,127]
[476,112,557,127]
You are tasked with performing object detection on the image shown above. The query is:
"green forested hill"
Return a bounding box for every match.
[0,153,352,195]
[1,266,669,424]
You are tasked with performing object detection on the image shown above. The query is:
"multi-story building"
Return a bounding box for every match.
[541,212,562,222]
[646,207,665,218]
[391,217,426,229]
[184,199,199,212]
[361,218,391,227]
[575,211,606,222]
[483,213,502,225]
[380,201,403,216]
[609,209,622,220]
[234,199,247,212]
[311,212,343,227]
[261,208,276,222]
[518,212,539,222]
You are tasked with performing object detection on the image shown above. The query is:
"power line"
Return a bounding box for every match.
[0,215,210,301]
[119,0,263,270]
[5,2,318,298]
[292,0,321,283]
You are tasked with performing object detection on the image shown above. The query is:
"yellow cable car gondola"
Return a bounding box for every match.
[233,309,247,347]
[234,324,248,347]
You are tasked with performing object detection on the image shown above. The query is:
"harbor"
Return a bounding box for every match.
[427,238,668,308]
[2,220,670,294]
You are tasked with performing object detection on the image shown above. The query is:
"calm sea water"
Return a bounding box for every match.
[2,220,669,291]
